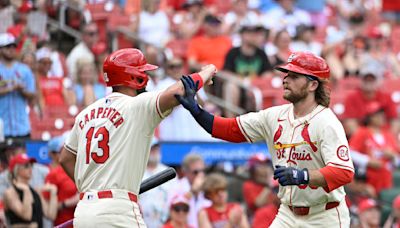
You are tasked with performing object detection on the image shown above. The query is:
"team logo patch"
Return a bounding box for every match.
[287,53,296,63]
[336,145,349,161]
[103,72,109,82]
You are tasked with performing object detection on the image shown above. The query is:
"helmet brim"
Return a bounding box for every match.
[275,63,316,78]
[137,63,159,72]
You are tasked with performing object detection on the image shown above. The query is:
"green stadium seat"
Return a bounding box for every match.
[393,170,400,188]
[379,188,400,225]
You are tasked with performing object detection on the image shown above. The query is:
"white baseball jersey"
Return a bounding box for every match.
[64,91,172,194]
[238,104,354,207]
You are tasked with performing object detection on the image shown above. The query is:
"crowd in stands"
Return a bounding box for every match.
[0,0,400,227]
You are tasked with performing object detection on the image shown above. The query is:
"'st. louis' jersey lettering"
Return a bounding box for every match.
[64,91,172,195]
[238,104,354,207]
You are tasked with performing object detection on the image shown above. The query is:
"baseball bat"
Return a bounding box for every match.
[55,167,177,228]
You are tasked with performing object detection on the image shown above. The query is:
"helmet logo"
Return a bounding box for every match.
[287,53,296,63]
[104,72,109,82]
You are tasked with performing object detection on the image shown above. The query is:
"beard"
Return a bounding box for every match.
[283,82,309,104]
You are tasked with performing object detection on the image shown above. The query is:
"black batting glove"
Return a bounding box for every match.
[174,76,201,116]
[273,165,309,186]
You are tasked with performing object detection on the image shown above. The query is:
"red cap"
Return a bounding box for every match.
[367,27,383,39]
[248,153,269,167]
[9,154,36,172]
[358,199,378,214]
[276,52,330,80]
[393,195,400,209]
[18,2,33,13]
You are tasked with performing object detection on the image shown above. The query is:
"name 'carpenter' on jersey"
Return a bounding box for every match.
[78,106,125,129]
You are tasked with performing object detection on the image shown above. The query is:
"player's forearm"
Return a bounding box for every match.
[308,170,328,187]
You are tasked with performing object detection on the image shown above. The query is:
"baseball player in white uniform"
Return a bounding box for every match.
[59,48,216,228]
[176,52,354,227]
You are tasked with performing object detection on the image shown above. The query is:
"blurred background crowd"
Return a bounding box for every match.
[0,0,400,227]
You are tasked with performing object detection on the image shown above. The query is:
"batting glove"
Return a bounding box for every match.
[174,76,201,116]
[273,165,309,186]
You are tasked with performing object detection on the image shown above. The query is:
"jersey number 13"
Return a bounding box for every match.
[85,126,110,164]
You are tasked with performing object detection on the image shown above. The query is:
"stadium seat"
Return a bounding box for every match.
[393,170,400,188]
[379,188,400,225]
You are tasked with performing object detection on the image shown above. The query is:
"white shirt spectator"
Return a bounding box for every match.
[261,6,311,36]
[66,42,95,81]
[224,11,260,46]
[139,162,177,227]
[290,40,322,55]
[154,77,218,142]
[138,10,170,48]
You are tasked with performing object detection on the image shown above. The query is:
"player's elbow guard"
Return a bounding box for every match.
[320,166,354,192]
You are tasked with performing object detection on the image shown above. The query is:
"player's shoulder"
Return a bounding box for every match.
[263,103,291,115]
[313,106,342,126]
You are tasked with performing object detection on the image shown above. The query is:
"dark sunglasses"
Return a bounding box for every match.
[84,31,98,36]
[191,169,205,175]
[21,163,32,169]
[172,204,189,212]
[2,43,16,48]
[167,64,183,69]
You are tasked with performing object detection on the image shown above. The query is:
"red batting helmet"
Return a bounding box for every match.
[276,52,330,80]
[103,48,158,90]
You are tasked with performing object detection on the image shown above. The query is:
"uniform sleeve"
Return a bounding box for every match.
[319,122,354,172]
[64,120,80,155]
[237,109,272,143]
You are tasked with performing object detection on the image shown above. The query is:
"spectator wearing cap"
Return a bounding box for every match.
[358,199,381,228]
[66,22,98,82]
[198,173,249,228]
[349,102,400,194]
[342,64,398,137]
[0,33,36,140]
[139,137,178,227]
[36,43,69,79]
[260,0,312,37]
[362,27,400,78]
[221,0,260,45]
[35,47,74,109]
[170,153,211,228]
[72,57,106,108]
[222,22,272,117]
[187,14,232,71]
[384,194,400,228]
[171,0,207,39]
[152,57,218,141]
[44,134,79,226]
[3,153,58,227]
[242,153,274,219]
[163,194,192,228]
[290,24,322,55]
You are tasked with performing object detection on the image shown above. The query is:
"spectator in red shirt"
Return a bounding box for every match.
[349,103,400,194]
[35,47,74,109]
[252,183,280,228]
[45,134,79,226]
[357,199,381,228]
[242,153,274,219]
[163,194,193,228]
[198,173,249,228]
[342,65,398,137]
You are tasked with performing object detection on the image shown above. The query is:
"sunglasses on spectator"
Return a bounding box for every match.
[84,31,98,36]
[191,169,205,175]
[172,204,189,213]
[21,163,32,169]
[167,64,183,69]
[2,43,16,48]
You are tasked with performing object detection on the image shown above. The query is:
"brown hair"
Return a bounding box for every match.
[182,153,204,172]
[315,80,330,107]
[202,173,227,200]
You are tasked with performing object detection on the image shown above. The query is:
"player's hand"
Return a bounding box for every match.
[198,64,217,85]
[175,76,201,116]
[273,165,309,186]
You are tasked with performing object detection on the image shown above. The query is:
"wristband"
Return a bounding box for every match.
[190,73,203,91]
